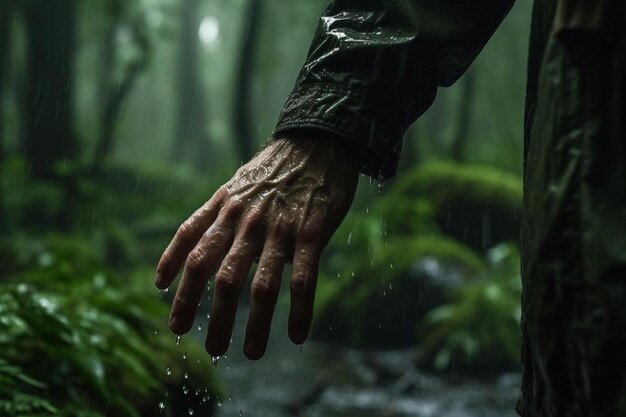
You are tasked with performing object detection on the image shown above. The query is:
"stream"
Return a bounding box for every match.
[188,304,521,417]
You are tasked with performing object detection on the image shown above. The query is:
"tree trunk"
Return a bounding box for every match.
[92,4,148,175]
[0,1,13,234]
[233,0,262,164]
[171,0,211,170]
[0,1,13,157]
[450,70,475,162]
[22,0,78,179]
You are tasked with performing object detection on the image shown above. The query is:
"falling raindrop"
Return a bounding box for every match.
[184,372,189,380]
[176,336,181,346]
[211,356,220,365]
[159,401,165,413]
[188,408,195,415]
[166,367,172,376]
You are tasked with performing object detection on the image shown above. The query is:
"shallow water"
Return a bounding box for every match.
[189,305,520,417]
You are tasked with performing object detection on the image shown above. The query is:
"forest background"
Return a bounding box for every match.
[0,0,531,416]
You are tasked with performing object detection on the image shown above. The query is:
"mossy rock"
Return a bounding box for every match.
[313,235,485,349]
[387,161,522,251]
[414,244,522,374]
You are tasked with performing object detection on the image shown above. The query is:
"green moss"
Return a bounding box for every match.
[390,161,522,211]
[314,232,485,348]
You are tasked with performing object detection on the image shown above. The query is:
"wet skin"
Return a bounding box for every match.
[155,136,359,359]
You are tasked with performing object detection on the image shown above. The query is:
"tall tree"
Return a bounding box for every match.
[92,2,149,175]
[0,1,13,157]
[22,0,78,179]
[171,0,211,169]
[233,0,263,163]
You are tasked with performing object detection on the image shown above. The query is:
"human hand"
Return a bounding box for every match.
[155,136,360,359]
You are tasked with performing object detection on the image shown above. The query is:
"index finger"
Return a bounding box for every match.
[155,186,227,289]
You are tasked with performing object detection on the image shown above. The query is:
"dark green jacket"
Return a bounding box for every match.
[274,0,612,180]
[274,0,515,180]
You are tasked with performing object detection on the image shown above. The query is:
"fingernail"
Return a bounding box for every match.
[154,272,162,286]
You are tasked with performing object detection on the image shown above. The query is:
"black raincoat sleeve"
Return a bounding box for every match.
[273,0,515,180]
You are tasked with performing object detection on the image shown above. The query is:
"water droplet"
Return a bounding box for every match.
[176,336,181,345]
[166,367,172,376]
[212,356,220,365]
[377,182,385,194]
[184,372,189,380]
[347,232,352,244]
[159,401,165,411]
[197,324,203,331]
[188,408,195,415]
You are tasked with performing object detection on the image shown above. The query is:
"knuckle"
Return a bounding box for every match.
[185,249,206,274]
[222,200,244,221]
[175,220,195,243]
[174,293,192,309]
[270,217,294,238]
[298,223,323,243]
[242,210,264,233]
[250,277,276,299]
[290,272,313,296]
[214,270,239,297]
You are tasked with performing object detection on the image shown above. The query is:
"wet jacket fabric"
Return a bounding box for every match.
[275,1,626,416]
[274,0,515,180]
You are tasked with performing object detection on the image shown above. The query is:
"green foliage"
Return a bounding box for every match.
[0,235,223,417]
[0,360,60,417]
[417,243,522,372]
[313,162,522,355]
[390,161,522,213]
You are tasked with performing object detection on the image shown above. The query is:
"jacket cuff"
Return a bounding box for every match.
[273,82,404,181]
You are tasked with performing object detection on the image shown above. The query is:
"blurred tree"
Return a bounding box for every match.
[0,2,13,159]
[233,0,263,163]
[171,0,212,170]
[93,0,150,175]
[22,0,78,179]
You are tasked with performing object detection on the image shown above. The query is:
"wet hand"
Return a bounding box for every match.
[155,136,359,359]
